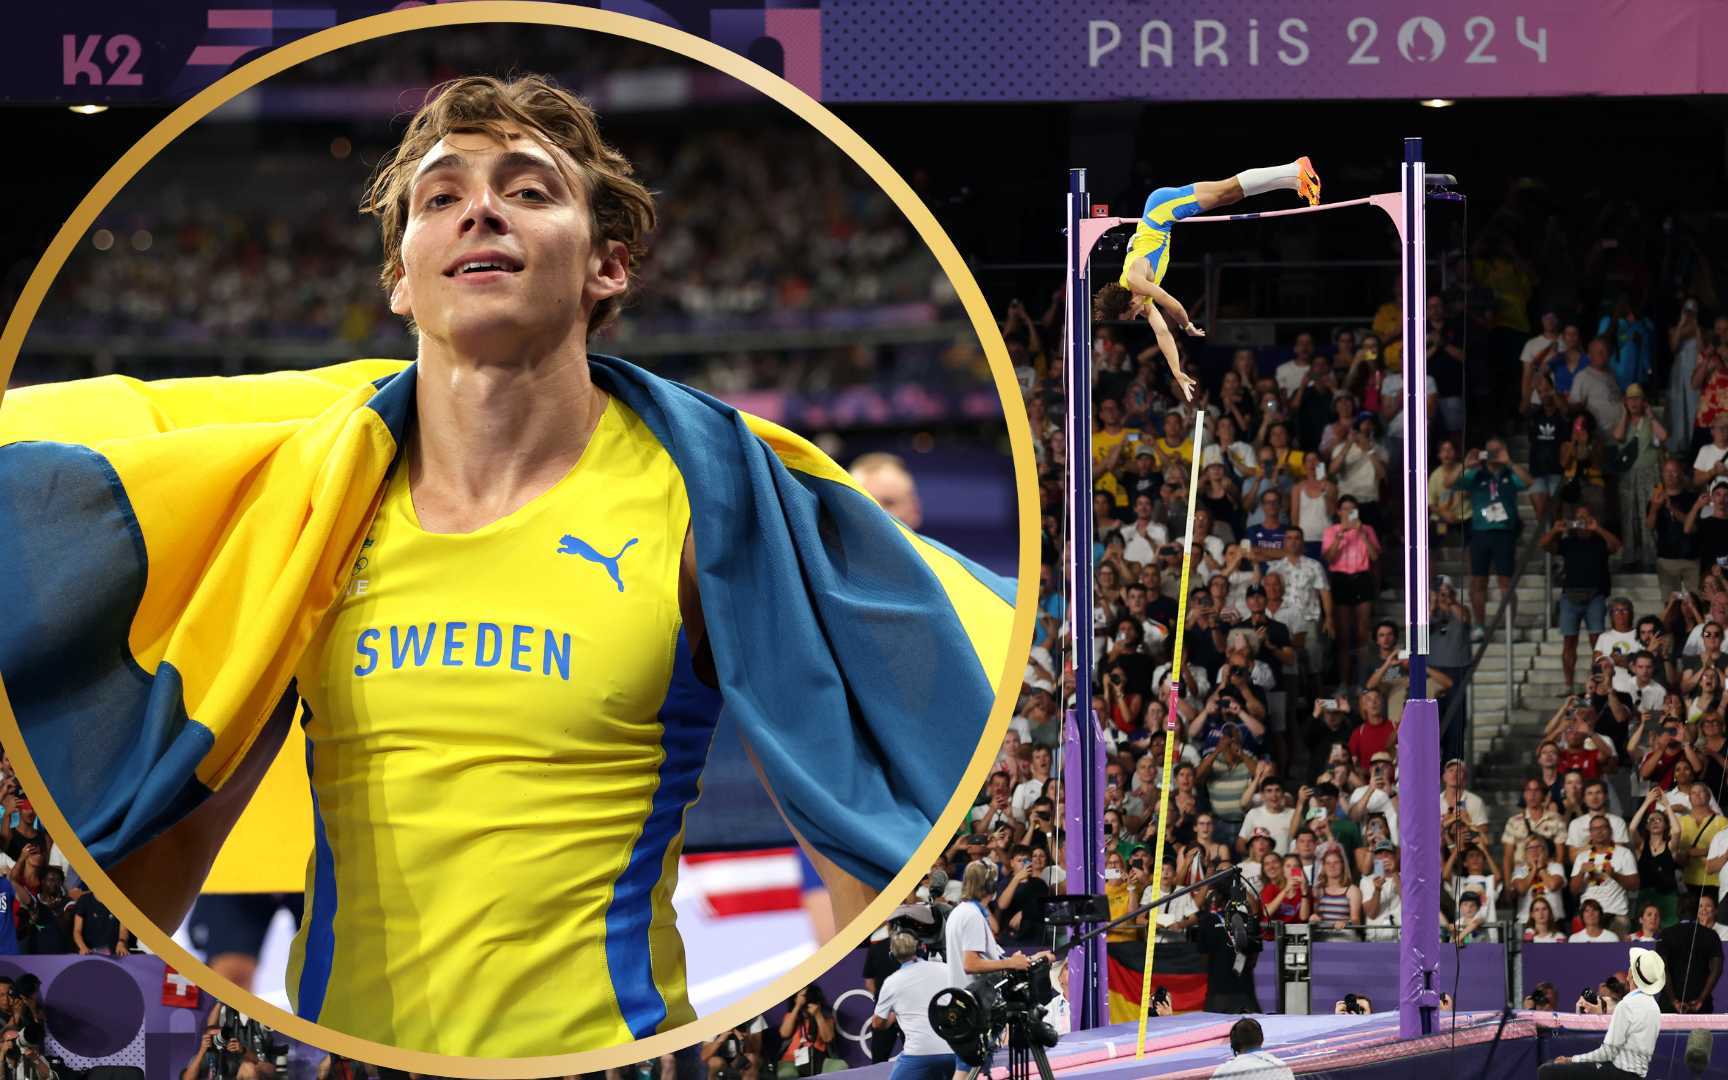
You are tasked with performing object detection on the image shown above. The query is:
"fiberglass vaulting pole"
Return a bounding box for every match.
[1397,135,1441,1041]
[1062,167,1107,1031]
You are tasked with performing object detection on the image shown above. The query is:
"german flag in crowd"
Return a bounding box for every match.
[1106,940,1210,1021]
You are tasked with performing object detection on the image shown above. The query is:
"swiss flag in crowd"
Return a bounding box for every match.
[680,849,803,917]
[162,965,200,1009]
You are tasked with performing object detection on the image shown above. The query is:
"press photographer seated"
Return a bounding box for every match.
[774,987,842,1078]
[180,1004,286,1080]
[1576,975,1629,1015]
[1523,981,1559,1011]
[700,1017,767,1080]
[0,1022,57,1080]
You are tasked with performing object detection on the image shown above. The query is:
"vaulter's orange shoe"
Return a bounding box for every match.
[1297,156,1321,206]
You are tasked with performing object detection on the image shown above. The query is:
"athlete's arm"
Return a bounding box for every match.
[683,526,878,934]
[1125,260,1201,336]
[1150,289,1203,339]
[745,755,879,936]
[103,692,298,930]
[1125,280,1194,402]
[684,518,910,936]
[680,526,718,687]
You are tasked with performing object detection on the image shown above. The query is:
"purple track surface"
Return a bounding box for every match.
[832,1011,1728,1079]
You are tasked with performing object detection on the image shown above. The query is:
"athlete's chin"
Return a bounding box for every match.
[431,311,583,359]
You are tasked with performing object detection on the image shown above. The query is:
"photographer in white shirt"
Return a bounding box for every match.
[873,933,957,1080]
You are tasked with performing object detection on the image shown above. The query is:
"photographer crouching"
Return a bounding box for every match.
[871,932,956,1080]
[181,1004,287,1080]
[700,1018,766,1080]
[944,861,1054,1080]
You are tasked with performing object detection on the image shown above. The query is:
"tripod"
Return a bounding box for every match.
[962,1010,1055,1080]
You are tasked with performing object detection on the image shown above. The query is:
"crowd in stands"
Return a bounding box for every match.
[0,747,133,958]
[936,278,1469,955]
[19,124,966,397]
[276,22,675,89]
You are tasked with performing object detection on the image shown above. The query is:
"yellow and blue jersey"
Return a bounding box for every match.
[0,356,1019,1055]
[288,396,709,1053]
[1119,185,1202,290]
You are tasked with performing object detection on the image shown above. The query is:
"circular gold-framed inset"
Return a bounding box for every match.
[0,2,1038,1074]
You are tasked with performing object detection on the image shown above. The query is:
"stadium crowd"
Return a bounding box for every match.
[951,278,1473,953]
[0,746,133,960]
[19,123,966,397]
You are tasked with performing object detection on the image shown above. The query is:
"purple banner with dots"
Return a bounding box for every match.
[9,953,330,1080]
[3,1,1726,105]
[818,1,1728,101]
[3,954,207,1080]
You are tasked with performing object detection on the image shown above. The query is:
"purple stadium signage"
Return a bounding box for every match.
[3,1,1723,105]
[820,1,1726,101]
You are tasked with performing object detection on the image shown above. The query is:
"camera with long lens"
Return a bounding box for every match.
[928,957,1060,1070]
[209,1005,246,1080]
[245,1019,289,1075]
[4,1019,56,1080]
[203,1006,287,1080]
[1185,871,1264,955]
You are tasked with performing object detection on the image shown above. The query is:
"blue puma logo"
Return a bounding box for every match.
[557,534,639,592]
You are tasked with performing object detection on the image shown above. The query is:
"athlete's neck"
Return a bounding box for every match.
[408,340,607,533]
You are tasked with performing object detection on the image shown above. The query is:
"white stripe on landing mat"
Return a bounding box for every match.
[687,942,817,1012]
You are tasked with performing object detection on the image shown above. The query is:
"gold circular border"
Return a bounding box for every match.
[0,2,1037,1075]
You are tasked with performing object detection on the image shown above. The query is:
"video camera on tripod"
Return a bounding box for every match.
[929,957,1061,1080]
[885,898,949,955]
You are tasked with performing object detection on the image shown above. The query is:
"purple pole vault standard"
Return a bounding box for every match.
[1403,135,1432,684]
[1063,167,1107,1029]
[1397,699,1442,1036]
[1398,135,1440,1041]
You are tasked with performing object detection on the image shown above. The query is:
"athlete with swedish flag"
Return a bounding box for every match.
[0,75,1014,1057]
[1095,158,1320,402]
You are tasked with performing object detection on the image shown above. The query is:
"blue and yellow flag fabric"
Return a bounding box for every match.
[0,357,1015,893]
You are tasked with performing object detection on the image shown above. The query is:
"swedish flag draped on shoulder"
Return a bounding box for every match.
[0,357,1014,891]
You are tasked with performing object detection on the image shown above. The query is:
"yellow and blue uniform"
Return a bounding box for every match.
[1118,185,1203,290]
[288,396,710,1053]
[0,356,1019,1055]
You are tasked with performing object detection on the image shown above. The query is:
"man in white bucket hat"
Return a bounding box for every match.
[1540,948,1665,1080]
